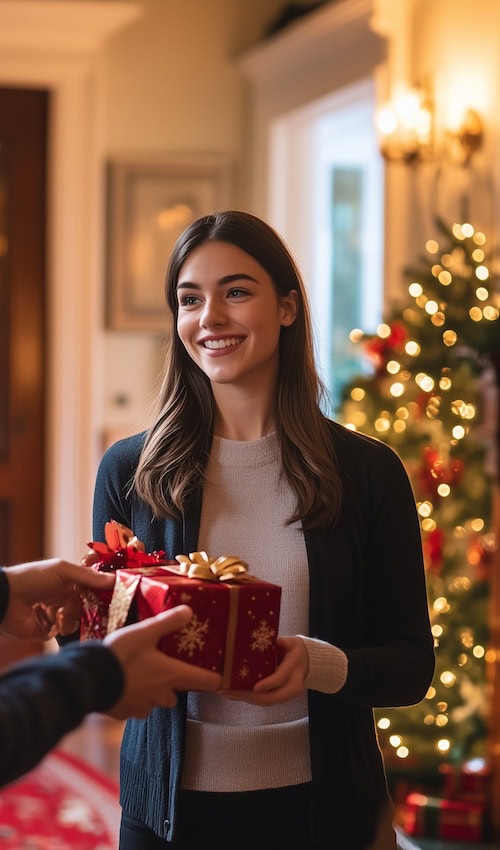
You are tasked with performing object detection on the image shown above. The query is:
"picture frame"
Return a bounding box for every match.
[106,153,232,331]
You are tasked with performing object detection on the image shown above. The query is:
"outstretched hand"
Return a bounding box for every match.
[1,559,115,641]
[219,636,309,706]
[104,605,223,718]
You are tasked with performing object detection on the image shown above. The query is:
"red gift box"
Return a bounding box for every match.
[80,522,281,689]
[439,758,490,802]
[401,791,485,843]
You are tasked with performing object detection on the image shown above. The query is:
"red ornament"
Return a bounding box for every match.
[423,527,444,573]
[364,321,408,372]
[418,449,465,497]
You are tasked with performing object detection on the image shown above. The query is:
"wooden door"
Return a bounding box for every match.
[0,87,47,666]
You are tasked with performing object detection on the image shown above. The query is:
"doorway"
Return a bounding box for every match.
[0,87,47,665]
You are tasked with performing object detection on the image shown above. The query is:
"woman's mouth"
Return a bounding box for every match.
[202,337,244,350]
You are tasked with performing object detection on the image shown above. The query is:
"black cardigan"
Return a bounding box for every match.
[0,568,124,788]
[92,419,435,849]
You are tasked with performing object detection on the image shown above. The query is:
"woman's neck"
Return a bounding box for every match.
[212,385,277,441]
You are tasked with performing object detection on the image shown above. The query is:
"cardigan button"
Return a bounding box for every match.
[163,819,171,834]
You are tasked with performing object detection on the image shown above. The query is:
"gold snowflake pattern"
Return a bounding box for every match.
[239,664,250,680]
[176,613,209,656]
[250,619,275,652]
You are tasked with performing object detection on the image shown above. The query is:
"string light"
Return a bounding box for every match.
[377,323,391,338]
[389,382,405,397]
[387,360,401,374]
[443,330,457,346]
[475,265,489,281]
[484,305,499,320]
[349,328,364,343]
[425,300,439,314]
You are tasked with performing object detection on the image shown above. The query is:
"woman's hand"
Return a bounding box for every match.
[219,636,309,705]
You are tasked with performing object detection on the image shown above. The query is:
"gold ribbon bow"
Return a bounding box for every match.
[175,551,250,583]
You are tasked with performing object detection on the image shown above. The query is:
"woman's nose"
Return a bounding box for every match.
[200,297,226,327]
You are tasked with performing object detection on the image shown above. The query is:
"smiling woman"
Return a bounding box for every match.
[90,210,434,850]
[175,241,297,418]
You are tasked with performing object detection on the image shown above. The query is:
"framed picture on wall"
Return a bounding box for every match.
[106,153,232,331]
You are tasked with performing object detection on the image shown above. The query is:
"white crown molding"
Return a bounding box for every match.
[0,1,141,54]
[238,0,378,84]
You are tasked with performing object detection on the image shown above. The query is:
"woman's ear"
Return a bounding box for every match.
[280,289,298,327]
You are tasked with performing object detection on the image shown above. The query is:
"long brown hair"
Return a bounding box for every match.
[134,210,342,529]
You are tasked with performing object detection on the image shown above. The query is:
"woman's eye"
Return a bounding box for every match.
[179,294,199,306]
[227,288,248,298]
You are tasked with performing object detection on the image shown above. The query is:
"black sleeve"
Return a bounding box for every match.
[340,434,435,707]
[0,641,124,788]
[0,568,9,623]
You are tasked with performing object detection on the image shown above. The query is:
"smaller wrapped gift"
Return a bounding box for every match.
[80,521,281,689]
[439,757,490,802]
[401,791,486,843]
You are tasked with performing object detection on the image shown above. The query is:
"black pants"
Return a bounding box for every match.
[119,783,314,850]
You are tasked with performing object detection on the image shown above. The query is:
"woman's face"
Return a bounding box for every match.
[176,240,297,391]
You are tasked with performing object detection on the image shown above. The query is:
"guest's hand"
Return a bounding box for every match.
[218,637,309,705]
[104,605,223,718]
[1,559,115,641]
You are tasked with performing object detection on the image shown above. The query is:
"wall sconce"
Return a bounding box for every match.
[376,88,484,167]
[375,87,433,165]
[444,108,483,166]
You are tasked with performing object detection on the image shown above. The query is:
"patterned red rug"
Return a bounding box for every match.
[0,749,121,849]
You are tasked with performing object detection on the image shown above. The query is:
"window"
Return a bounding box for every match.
[270,78,384,412]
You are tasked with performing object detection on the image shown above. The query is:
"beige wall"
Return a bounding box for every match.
[98,0,301,444]
[102,0,300,197]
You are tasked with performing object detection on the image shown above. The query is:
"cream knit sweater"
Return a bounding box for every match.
[181,433,347,792]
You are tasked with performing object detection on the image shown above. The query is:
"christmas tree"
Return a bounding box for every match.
[338,218,499,782]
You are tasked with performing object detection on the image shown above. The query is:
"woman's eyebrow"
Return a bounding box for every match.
[177,273,259,290]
